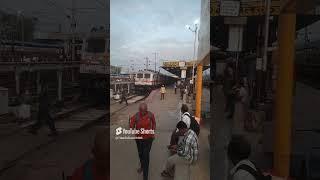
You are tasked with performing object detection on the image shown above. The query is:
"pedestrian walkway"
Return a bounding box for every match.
[110,87,209,180]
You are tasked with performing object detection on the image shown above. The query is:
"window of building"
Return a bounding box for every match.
[144,74,150,78]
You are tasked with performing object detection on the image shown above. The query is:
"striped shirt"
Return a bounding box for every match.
[177,129,199,163]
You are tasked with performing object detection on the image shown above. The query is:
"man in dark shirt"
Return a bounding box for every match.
[29,84,57,136]
[119,89,128,106]
[129,103,156,180]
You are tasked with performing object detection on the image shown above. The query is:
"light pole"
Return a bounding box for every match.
[153,52,159,72]
[187,23,198,90]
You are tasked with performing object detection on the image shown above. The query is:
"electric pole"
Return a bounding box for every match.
[145,57,149,70]
[153,52,158,72]
[71,0,76,61]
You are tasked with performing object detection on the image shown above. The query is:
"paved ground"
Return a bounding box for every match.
[0,125,107,180]
[0,105,106,176]
[110,87,210,180]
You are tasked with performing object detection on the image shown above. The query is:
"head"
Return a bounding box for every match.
[181,104,188,114]
[162,85,164,87]
[92,129,109,172]
[139,102,148,115]
[227,135,251,165]
[236,79,245,88]
[176,121,188,134]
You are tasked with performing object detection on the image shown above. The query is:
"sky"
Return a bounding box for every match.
[1,0,108,33]
[110,0,201,72]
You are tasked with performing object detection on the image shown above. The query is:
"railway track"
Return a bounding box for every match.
[110,94,149,117]
[0,105,107,175]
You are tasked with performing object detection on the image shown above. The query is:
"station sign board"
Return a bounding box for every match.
[80,64,109,74]
[179,61,186,67]
[163,61,195,68]
[163,61,179,67]
[186,61,194,67]
[211,0,281,16]
[181,69,187,79]
[220,1,240,16]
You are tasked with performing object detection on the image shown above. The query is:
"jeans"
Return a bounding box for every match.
[136,138,154,180]
[120,96,128,105]
[161,93,165,100]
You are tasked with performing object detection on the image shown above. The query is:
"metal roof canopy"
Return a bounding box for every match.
[211,15,320,52]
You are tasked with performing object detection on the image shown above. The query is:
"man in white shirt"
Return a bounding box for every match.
[168,104,191,150]
[228,135,259,180]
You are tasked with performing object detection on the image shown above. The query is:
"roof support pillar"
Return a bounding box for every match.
[273,9,296,177]
[195,63,203,121]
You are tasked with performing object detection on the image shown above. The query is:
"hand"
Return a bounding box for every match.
[170,145,177,150]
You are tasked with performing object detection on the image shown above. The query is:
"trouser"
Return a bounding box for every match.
[174,88,177,94]
[136,138,154,180]
[180,92,184,100]
[161,93,165,100]
[31,112,57,133]
[120,97,128,105]
[170,130,180,146]
[164,154,191,175]
[225,95,235,117]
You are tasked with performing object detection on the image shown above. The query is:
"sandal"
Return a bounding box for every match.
[137,167,142,174]
[161,171,173,178]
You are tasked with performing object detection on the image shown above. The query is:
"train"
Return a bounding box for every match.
[134,70,177,94]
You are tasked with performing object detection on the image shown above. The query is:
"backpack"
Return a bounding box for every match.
[185,114,200,136]
[132,111,154,129]
[236,163,272,180]
[83,160,94,180]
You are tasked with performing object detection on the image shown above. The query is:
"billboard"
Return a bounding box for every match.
[211,0,281,16]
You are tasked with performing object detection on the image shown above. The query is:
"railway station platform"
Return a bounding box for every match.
[110,86,210,180]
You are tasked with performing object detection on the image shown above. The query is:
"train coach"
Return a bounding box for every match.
[134,70,176,94]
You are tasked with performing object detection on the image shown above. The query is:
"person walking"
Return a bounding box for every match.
[233,79,249,135]
[29,84,58,136]
[161,121,199,178]
[160,85,166,100]
[119,89,128,106]
[224,62,236,118]
[180,83,185,100]
[174,82,177,94]
[129,103,156,180]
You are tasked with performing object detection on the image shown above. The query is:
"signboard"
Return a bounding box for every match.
[80,64,109,74]
[186,61,195,67]
[227,25,244,52]
[220,1,240,16]
[211,0,281,16]
[181,70,186,79]
[163,61,179,67]
[163,61,194,67]
[179,61,186,67]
